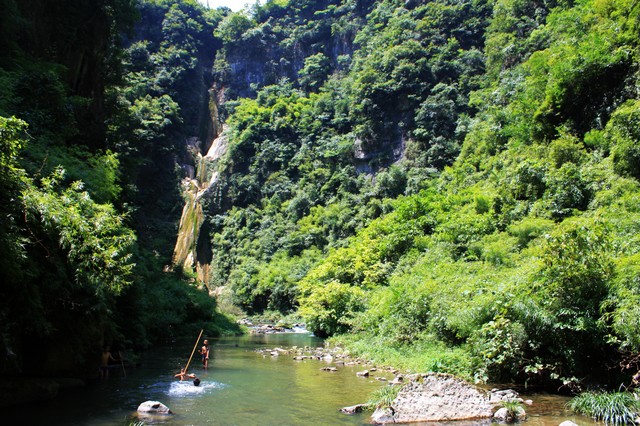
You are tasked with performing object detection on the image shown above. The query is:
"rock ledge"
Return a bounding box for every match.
[371,373,494,424]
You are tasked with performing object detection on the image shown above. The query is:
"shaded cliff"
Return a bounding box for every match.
[213,0,372,100]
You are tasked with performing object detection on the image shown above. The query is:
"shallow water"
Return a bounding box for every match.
[6,332,384,425]
[6,332,596,425]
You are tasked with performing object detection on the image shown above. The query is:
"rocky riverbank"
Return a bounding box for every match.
[239,319,308,334]
[255,345,394,374]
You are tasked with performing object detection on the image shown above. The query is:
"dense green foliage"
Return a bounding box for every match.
[194,0,640,390]
[0,0,238,378]
[4,0,640,393]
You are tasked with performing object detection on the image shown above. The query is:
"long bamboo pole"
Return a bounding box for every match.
[119,351,126,378]
[184,329,204,373]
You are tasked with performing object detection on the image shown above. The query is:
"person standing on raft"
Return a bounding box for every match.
[200,339,210,369]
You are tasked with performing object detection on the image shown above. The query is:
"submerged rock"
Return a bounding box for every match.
[356,370,370,377]
[371,373,494,424]
[490,388,523,404]
[390,375,404,385]
[341,403,367,415]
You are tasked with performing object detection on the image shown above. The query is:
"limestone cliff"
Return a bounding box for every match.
[172,88,227,287]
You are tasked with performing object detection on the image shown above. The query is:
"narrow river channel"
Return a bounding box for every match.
[6,331,593,425]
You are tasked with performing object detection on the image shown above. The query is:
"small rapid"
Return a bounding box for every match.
[167,380,227,397]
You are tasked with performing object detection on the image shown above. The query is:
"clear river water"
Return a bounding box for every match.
[6,331,594,425]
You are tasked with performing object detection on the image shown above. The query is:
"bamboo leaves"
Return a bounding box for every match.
[22,167,136,295]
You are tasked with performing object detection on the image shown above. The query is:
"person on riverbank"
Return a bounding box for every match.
[200,339,210,369]
[174,367,197,381]
[100,346,116,379]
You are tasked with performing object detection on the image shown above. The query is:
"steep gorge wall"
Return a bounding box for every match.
[215,0,366,99]
[172,1,373,287]
[173,87,226,287]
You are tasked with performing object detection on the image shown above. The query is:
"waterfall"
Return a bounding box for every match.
[172,87,227,289]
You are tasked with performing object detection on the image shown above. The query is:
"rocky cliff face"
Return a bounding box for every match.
[173,129,228,287]
[215,0,366,100]
[172,1,375,283]
[172,82,226,287]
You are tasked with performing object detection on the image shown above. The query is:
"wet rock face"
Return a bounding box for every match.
[371,373,494,424]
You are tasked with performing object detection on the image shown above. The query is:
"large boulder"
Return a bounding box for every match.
[137,400,173,415]
[371,373,494,424]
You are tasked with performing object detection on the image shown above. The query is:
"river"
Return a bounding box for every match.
[6,331,593,425]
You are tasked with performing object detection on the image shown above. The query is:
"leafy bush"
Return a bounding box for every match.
[507,217,554,249]
[546,163,592,218]
[608,253,640,351]
[299,280,366,337]
[500,400,526,421]
[549,135,586,168]
[608,100,640,180]
[469,317,528,383]
[22,167,136,295]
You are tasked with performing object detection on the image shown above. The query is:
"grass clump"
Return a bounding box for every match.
[568,391,640,426]
[365,385,401,410]
[500,400,526,421]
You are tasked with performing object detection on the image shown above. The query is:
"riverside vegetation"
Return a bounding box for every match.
[2,0,640,417]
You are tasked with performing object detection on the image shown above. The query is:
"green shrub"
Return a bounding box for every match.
[298,280,366,337]
[607,100,640,180]
[507,217,554,248]
[608,253,640,350]
[549,135,585,168]
[546,162,592,218]
[480,233,518,266]
[469,317,528,383]
[538,218,613,316]
[500,400,526,421]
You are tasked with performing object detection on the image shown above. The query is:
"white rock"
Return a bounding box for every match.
[137,401,172,415]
